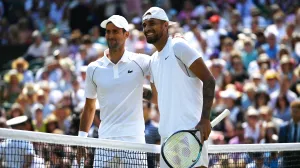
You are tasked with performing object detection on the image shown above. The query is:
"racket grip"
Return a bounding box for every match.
[211,109,230,128]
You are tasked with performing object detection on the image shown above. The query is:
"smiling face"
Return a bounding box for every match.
[105,23,128,50]
[142,18,167,44]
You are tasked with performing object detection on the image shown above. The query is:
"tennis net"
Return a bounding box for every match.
[0,128,160,168]
[1,128,300,168]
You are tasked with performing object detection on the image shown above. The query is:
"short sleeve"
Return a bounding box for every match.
[135,54,151,76]
[172,38,202,68]
[84,63,97,99]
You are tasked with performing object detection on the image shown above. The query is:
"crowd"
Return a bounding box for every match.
[0,0,300,148]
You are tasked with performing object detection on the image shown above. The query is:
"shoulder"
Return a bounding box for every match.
[86,59,101,74]
[171,38,189,49]
[129,52,151,63]
[171,38,192,53]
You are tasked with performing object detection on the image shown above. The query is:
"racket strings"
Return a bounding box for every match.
[163,132,201,168]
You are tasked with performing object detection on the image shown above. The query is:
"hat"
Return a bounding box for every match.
[4,69,23,83]
[31,103,44,113]
[250,71,262,79]
[220,89,240,100]
[6,115,28,126]
[247,107,259,116]
[280,55,291,64]
[243,82,257,92]
[257,53,269,63]
[100,15,129,31]
[23,83,38,95]
[50,28,60,36]
[209,15,220,23]
[12,57,29,70]
[264,69,278,80]
[259,106,271,115]
[142,7,169,22]
[45,114,58,124]
[32,30,41,38]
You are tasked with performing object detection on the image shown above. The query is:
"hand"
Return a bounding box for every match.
[195,119,211,143]
[76,146,88,165]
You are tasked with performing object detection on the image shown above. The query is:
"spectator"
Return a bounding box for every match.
[243,107,262,143]
[219,88,243,124]
[2,70,23,106]
[241,82,257,111]
[259,122,278,144]
[278,100,300,166]
[11,57,34,84]
[8,103,25,119]
[31,103,46,132]
[254,85,270,109]
[259,106,283,133]
[229,122,246,144]
[26,30,49,61]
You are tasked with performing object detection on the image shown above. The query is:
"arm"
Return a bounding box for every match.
[79,98,97,133]
[189,57,216,142]
[150,83,158,105]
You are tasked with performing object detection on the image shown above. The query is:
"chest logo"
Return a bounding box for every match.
[165,56,169,60]
[128,70,133,73]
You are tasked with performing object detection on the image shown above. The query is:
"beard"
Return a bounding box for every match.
[107,39,120,49]
[145,31,162,44]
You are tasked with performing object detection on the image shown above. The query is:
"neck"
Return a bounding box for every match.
[108,47,125,64]
[154,35,169,52]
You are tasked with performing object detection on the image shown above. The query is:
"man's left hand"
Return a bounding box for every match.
[195,119,211,143]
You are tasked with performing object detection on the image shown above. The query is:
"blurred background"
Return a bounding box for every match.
[0,0,299,146]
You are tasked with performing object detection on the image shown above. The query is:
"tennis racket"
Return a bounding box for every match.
[161,109,230,168]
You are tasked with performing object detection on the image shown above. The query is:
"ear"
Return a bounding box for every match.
[125,31,129,38]
[164,21,169,29]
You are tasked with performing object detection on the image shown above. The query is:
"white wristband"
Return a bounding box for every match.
[78,131,88,137]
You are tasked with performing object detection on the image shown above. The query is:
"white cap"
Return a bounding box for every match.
[220,89,240,100]
[142,7,169,22]
[100,15,129,31]
[6,116,28,126]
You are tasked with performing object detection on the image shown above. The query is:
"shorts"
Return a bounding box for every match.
[93,136,147,168]
[160,132,209,168]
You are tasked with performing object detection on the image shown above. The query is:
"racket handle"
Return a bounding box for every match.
[211,109,230,128]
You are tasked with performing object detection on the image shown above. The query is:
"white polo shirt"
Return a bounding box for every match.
[150,37,203,138]
[85,49,150,138]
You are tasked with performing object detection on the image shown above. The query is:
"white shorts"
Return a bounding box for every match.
[160,132,209,168]
[93,136,147,168]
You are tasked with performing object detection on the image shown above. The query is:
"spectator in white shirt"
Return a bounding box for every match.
[26,30,49,61]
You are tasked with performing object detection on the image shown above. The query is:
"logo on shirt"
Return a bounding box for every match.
[128,70,133,73]
[165,56,169,60]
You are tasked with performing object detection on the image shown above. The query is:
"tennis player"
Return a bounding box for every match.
[77,15,151,167]
[142,7,216,168]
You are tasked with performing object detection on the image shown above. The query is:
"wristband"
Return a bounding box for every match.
[78,131,88,137]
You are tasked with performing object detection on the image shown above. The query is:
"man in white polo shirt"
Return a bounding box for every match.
[77,15,151,167]
[142,7,216,168]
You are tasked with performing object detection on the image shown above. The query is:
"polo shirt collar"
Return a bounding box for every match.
[101,49,130,66]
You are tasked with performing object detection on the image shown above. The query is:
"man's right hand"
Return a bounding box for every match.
[76,146,88,165]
